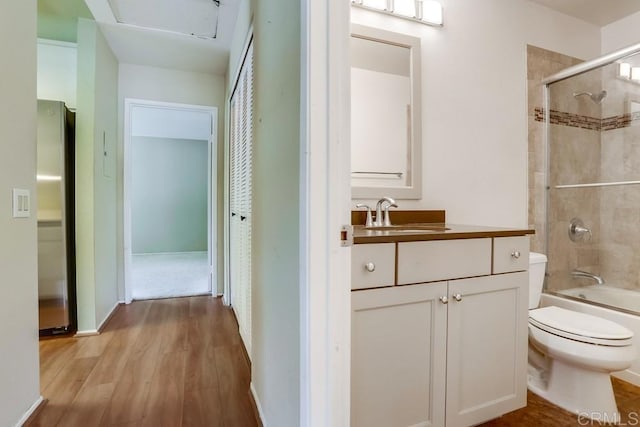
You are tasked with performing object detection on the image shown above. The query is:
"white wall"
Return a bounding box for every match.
[251,0,301,424]
[0,2,41,426]
[352,0,601,227]
[602,11,640,54]
[132,107,212,140]
[76,18,119,332]
[117,64,226,296]
[37,39,77,109]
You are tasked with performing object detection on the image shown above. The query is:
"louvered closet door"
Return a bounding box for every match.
[229,39,253,359]
[229,96,240,329]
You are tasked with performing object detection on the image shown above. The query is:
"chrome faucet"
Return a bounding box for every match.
[374,197,398,227]
[355,203,373,227]
[571,269,605,285]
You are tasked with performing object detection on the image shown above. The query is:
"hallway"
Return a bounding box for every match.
[28,296,257,426]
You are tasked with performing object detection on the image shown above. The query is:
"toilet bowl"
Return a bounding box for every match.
[527,253,636,421]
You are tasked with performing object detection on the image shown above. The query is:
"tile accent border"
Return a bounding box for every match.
[534,107,640,131]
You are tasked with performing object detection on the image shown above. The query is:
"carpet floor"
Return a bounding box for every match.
[132,252,210,300]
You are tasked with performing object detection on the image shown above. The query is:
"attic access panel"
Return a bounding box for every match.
[108,0,220,39]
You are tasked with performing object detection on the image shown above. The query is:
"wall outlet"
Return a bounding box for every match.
[12,189,31,218]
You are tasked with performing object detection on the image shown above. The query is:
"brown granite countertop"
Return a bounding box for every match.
[353,223,535,244]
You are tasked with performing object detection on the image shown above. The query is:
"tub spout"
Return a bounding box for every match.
[571,269,605,285]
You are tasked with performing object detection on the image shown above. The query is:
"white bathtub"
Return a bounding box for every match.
[557,285,640,314]
[541,292,640,386]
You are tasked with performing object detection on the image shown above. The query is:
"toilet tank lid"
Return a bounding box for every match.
[530,252,547,264]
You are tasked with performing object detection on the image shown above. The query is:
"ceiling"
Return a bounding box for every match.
[107,0,220,39]
[528,0,640,26]
[39,0,640,74]
[86,0,239,75]
[38,0,240,75]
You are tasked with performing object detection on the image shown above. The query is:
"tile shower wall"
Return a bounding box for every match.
[527,45,601,291]
[528,45,640,292]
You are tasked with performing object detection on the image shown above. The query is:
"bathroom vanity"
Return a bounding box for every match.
[350,211,534,427]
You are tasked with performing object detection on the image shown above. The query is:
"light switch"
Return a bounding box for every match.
[12,189,31,218]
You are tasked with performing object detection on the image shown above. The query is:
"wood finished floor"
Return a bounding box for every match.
[29,295,640,427]
[480,377,640,426]
[28,296,257,427]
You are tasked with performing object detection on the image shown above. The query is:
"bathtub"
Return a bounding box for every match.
[556,285,640,314]
[541,292,640,386]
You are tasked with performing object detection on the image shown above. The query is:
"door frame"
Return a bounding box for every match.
[123,98,218,303]
[300,0,352,425]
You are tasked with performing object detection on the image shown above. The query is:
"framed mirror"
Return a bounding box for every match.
[351,24,422,199]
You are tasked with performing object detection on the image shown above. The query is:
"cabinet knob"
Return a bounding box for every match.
[364,262,376,272]
[511,250,521,259]
[439,296,448,304]
[453,293,462,302]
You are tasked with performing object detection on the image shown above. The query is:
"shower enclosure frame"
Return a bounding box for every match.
[542,41,640,295]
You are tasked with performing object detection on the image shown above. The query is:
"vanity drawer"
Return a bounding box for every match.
[397,238,491,285]
[352,243,396,290]
[493,236,529,274]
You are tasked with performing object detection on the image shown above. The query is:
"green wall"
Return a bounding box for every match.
[76,18,119,332]
[131,136,208,254]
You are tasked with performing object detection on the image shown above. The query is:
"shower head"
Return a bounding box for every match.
[573,90,607,104]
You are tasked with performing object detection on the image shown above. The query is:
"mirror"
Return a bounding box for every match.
[351,24,422,199]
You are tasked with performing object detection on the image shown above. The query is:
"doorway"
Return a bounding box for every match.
[123,99,218,302]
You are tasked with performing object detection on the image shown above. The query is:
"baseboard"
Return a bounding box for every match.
[613,370,640,387]
[250,382,265,427]
[229,307,252,368]
[16,396,45,426]
[75,301,123,337]
[74,329,99,337]
[98,301,123,332]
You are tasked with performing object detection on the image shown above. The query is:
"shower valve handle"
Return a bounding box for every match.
[569,217,592,242]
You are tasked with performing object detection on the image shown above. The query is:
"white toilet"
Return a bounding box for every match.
[528,252,636,420]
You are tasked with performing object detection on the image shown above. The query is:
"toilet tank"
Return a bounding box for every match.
[529,252,548,309]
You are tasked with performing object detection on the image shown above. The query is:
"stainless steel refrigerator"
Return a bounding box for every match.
[37,99,76,335]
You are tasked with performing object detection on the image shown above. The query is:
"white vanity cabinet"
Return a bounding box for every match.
[352,282,448,427]
[351,236,529,427]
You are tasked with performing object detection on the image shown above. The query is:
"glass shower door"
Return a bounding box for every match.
[544,51,640,315]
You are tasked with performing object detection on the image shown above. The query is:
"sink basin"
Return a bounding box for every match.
[365,224,450,232]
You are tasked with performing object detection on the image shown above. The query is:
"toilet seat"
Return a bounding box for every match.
[529,306,633,347]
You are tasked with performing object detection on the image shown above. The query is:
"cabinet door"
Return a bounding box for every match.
[351,282,447,427]
[445,272,528,427]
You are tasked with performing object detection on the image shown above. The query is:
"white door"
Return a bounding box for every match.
[228,39,254,358]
